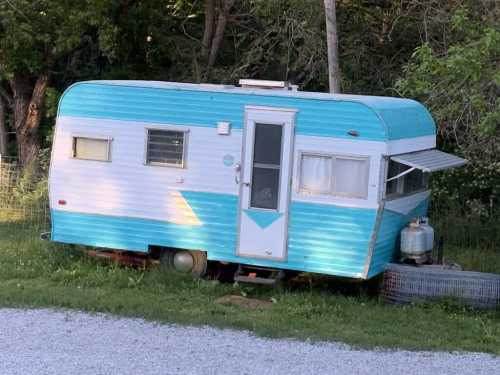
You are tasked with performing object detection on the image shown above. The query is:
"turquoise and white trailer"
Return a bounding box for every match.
[48,79,467,279]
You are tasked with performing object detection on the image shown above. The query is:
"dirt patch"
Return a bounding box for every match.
[214,295,274,309]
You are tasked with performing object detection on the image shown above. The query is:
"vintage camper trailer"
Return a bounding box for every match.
[48,79,467,280]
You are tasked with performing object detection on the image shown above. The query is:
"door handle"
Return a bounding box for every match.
[234,163,250,186]
[234,163,241,184]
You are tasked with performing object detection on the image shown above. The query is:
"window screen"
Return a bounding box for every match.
[73,137,110,161]
[386,160,429,197]
[299,153,369,199]
[250,123,282,209]
[386,160,402,195]
[146,129,186,167]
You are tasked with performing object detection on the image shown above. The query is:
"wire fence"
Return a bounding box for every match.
[0,155,50,232]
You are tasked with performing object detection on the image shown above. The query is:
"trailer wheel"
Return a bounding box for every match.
[160,250,207,278]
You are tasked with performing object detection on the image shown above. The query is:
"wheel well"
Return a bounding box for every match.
[148,245,206,260]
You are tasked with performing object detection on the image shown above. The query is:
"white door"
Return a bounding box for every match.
[237,106,296,261]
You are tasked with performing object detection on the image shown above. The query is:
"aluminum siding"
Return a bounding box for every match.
[367,197,430,278]
[58,82,430,141]
[357,96,436,140]
[51,196,377,278]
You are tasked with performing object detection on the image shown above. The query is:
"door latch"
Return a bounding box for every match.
[234,163,241,184]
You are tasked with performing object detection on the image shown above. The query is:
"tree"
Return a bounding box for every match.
[0,0,121,165]
[218,0,328,90]
[396,6,500,212]
[324,0,341,93]
[198,0,235,81]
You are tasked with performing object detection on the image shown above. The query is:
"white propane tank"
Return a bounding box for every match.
[400,220,428,256]
[419,216,435,251]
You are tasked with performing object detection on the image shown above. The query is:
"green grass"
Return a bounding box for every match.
[0,214,499,354]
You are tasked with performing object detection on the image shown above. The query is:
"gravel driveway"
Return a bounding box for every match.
[0,308,498,375]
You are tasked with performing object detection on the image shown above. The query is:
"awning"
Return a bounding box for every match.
[390,149,468,173]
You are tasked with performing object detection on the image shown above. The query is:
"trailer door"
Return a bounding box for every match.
[236,106,296,261]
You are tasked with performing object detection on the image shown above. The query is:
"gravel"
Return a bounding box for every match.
[0,308,498,375]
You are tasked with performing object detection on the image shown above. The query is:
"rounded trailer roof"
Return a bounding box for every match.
[59,80,436,141]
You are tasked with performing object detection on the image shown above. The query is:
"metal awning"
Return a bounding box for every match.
[390,149,468,173]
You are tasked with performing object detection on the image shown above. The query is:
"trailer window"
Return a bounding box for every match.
[146,129,186,167]
[386,160,429,198]
[299,154,332,194]
[334,157,369,198]
[299,153,369,199]
[72,137,111,161]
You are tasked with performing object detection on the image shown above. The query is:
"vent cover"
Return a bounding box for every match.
[238,79,298,91]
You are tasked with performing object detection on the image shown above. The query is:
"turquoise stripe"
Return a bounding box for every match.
[58,82,435,140]
[243,209,283,229]
[51,190,379,278]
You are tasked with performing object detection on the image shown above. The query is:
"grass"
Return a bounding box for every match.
[0,213,499,354]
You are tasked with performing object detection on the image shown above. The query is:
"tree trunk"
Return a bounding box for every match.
[0,98,7,156]
[200,0,235,81]
[201,0,215,63]
[207,0,235,68]
[324,0,341,93]
[10,71,50,166]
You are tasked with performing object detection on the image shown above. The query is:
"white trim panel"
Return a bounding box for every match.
[387,135,435,155]
[385,190,431,216]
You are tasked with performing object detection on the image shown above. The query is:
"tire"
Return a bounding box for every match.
[160,250,207,278]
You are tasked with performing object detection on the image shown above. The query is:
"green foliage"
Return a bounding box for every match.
[0,0,120,76]
[96,0,179,80]
[396,7,500,213]
[40,87,61,145]
[396,7,500,150]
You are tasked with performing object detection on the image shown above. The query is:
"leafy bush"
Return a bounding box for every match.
[396,8,500,215]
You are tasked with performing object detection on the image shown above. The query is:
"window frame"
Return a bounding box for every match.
[297,152,334,195]
[144,126,189,169]
[384,159,430,200]
[71,135,112,162]
[249,122,284,211]
[297,151,370,199]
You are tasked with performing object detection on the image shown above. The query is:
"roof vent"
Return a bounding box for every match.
[238,79,298,91]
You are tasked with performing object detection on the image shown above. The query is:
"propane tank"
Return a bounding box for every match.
[419,216,435,251]
[400,220,428,257]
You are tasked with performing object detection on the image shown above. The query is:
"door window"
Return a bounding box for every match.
[250,123,283,209]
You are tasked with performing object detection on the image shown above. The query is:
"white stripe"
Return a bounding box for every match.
[50,117,434,221]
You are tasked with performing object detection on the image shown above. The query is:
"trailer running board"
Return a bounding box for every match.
[234,265,285,286]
